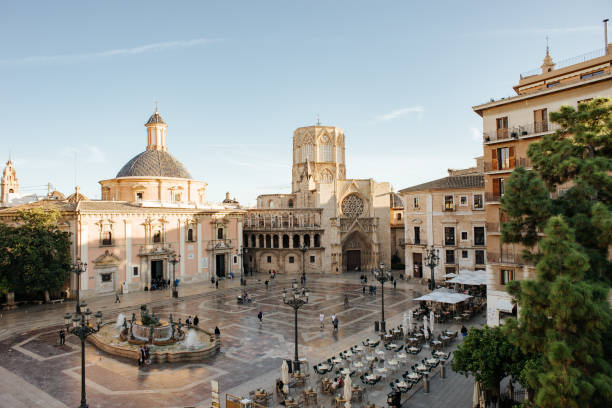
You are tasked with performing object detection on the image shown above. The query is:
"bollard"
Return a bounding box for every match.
[423,372,429,393]
[441,360,446,379]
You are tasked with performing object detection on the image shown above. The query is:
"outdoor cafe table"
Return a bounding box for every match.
[426,358,439,366]
[319,363,331,371]
[384,334,393,341]
[365,355,375,362]
[396,380,410,392]
[375,367,388,376]
[354,346,364,352]
[340,368,351,376]
[407,373,420,381]
[416,364,429,372]
[388,359,399,368]
[440,335,451,341]
[353,361,364,369]
[343,351,353,358]
[387,343,400,351]
[375,350,385,356]
[397,353,408,361]
[240,398,252,407]
[408,337,418,343]
[331,357,343,364]
[408,347,419,353]
[431,340,442,346]
[365,373,377,381]
[415,333,424,339]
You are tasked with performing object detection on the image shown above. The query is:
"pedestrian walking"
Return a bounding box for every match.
[319,313,325,329]
[214,326,221,336]
[344,294,349,308]
[186,316,192,326]
[115,291,121,303]
[461,325,468,338]
[211,276,215,287]
[362,285,366,294]
[265,280,269,290]
[193,315,199,327]
[257,311,263,324]
[333,315,339,332]
[215,279,219,289]
[393,280,397,291]
[331,313,337,331]
[59,328,65,345]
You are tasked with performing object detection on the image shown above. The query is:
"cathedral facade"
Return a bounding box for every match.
[243,125,391,275]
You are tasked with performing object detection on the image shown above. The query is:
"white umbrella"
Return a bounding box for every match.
[343,374,352,408]
[423,316,429,339]
[281,360,289,395]
[430,310,435,334]
[403,312,409,334]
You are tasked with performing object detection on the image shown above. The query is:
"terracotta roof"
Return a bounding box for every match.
[399,175,484,193]
[77,201,244,214]
[116,150,192,179]
[0,199,76,215]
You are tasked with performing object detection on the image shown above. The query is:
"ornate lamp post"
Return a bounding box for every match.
[73,259,87,313]
[283,283,309,374]
[424,247,440,291]
[299,243,309,284]
[372,264,392,332]
[168,254,180,298]
[63,303,103,408]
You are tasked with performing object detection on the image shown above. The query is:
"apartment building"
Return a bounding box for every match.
[473,42,612,326]
[398,158,485,282]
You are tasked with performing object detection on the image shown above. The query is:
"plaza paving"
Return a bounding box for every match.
[0,273,481,407]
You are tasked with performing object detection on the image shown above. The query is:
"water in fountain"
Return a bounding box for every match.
[183,330,201,349]
[115,313,126,328]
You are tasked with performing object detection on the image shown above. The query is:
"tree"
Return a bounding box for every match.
[0,208,72,300]
[452,325,525,402]
[504,217,612,408]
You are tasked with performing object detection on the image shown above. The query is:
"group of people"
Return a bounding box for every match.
[185,315,200,326]
[210,276,219,289]
[138,344,151,366]
[237,291,253,304]
[318,312,339,331]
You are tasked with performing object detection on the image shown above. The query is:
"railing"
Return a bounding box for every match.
[484,157,533,173]
[244,224,322,231]
[520,47,607,79]
[487,251,527,265]
[138,242,174,255]
[443,205,455,212]
[485,193,502,203]
[207,239,233,250]
[487,222,500,233]
[483,122,560,143]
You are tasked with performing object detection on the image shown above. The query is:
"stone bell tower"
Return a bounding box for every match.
[291,124,346,194]
[145,107,168,152]
[1,158,18,207]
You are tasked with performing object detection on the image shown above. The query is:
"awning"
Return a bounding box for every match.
[413,288,473,304]
[447,270,487,286]
[496,298,515,313]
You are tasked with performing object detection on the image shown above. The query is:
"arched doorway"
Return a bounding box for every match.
[341,231,370,272]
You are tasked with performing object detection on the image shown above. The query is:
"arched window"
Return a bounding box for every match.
[302,144,314,162]
[273,235,279,248]
[251,235,256,248]
[318,144,332,161]
[102,231,112,246]
[153,231,162,243]
[293,234,300,248]
[266,235,272,248]
[314,234,320,248]
[217,228,224,240]
[303,234,311,247]
[288,199,294,208]
[243,234,248,247]
[269,201,275,208]
[187,228,194,242]
[258,234,264,248]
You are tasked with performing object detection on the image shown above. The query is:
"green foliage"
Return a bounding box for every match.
[0,208,72,298]
[452,325,525,397]
[504,217,612,408]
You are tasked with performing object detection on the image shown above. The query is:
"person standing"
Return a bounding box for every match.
[193,315,199,327]
[211,276,215,287]
[115,291,121,303]
[393,279,397,291]
[461,325,468,338]
[215,279,219,289]
[59,328,65,345]
[257,311,263,324]
[331,313,337,331]
[265,280,269,290]
[319,313,325,329]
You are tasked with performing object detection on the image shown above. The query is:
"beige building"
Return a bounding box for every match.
[473,42,612,325]
[399,158,485,282]
[243,124,391,275]
[390,193,405,266]
[0,110,245,297]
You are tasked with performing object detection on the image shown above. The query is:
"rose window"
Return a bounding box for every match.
[341,194,364,218]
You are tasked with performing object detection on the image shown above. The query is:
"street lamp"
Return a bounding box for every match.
[73,259,87,313]
[299,243,309,284]
[168,254,180,298]
[372,264,392,332]
[64,302,103,408]
[236,248,246,286]
[424,247,440,291]
[283,285,309,374]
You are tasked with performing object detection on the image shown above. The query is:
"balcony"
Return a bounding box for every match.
[484,157,532,173]
[208,239,233,251]
[487,251,527,265]
[485,193,502,203]
[138,242,174,256]
[244,223,322,231]
[483,122,559,143]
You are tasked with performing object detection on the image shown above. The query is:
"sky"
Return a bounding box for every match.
[1,1,610,206]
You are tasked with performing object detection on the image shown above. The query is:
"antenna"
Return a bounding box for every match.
[316,114,321,126]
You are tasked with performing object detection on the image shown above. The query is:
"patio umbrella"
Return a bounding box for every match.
[281,360,289,395]
[430,310,435,334]
[403,312,409,333]
[423,316,429,339]
[343,374,352,408]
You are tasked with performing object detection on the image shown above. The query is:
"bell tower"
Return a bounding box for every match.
[145,106,168,152]
[1,159,18,207]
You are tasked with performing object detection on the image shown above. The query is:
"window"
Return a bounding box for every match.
[301,144,314,162]
[217,228,223,240]
[462,250,468,259]
[461,231,468,241]
[460,196,467,205]
[445,267,455,275]
[474,227,485,246]
[289,256,294,263]
[319,144,332,161]
[102,231,112,246]
[267,256,272,263]
[444,195,454,211]
[336,148,343,163]
[273,235,279,248]
[293,235,300,248]
[546,81,560,88]
[310,255,315,263]
[414,227,421,244]
[444,227,455,246]
[534,108,548,133]
[303,234,311,247]
[500,269,515,285]
[174,193,181,202]
[251,235,256,247]
[396,213,402,221]
[136,192,143,199]
[282,235,290,248]
[187,228,194,242]
[445,250,455,264]
[474,194,483,209]
[101,273,112,282]
[233,256,238,264]
[314,234,320,247]
[413,197,420,208]
[475,250,485,265]
[133,266,139,276]
[493,178,505,198]
[496,116,508,139]
[288,199,294,208]
[580,70,604,80]
[153,231,162,243]
[258,234,264,248]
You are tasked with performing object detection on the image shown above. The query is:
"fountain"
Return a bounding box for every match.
[88,304,220,363]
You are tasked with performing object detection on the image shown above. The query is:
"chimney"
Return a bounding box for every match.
[605,19,609,54]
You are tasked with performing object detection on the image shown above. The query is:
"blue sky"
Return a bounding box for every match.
[1,1,609,205]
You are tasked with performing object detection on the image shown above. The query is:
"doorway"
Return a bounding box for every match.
[346,250,361,272]
[216,254,225,278]
[151,260,164,281]
[413,253,423,278]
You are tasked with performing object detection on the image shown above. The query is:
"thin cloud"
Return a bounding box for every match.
[0,38,220,65]
[373,106,424,122]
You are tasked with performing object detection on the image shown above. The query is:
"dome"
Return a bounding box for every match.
[146,111,166,125]
[116,150,192,179]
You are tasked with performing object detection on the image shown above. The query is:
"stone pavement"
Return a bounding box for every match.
[0,273,483,407]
